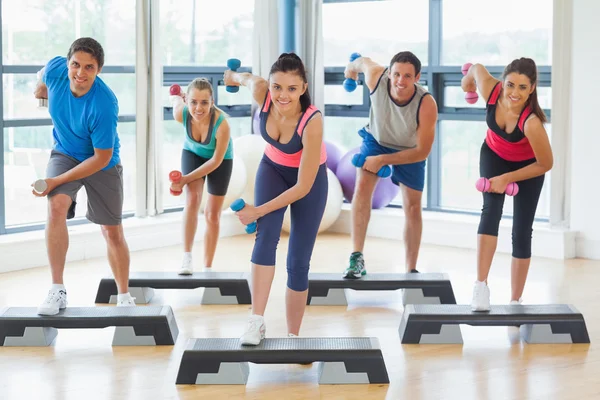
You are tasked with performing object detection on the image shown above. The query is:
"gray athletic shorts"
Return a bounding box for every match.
[46,150,124,225]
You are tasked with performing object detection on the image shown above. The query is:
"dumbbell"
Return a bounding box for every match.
[226,58,241,93]
[36,69,48,108]
[33,179,47,194]
[462,62,479,104]
[170,84,181,96]
[169,171,183,196]
[343,52,362,92]
[476,177,519,196]
[230,198,257,234]
[352,153,391,178]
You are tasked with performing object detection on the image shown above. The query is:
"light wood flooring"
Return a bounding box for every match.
[0,233,598,400]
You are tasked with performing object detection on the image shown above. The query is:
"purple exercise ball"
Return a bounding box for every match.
[335,148,400,209]
[325,141,344,174]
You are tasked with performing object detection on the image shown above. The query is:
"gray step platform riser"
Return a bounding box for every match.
[176,357,389,385]
[95,280,251,305]
[399,320,590,344]
[307,286,456,306]
[0,307,179,347]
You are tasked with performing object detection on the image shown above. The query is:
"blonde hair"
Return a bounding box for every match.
[186,77,228,117]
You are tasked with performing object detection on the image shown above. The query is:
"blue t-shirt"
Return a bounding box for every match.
[43,56,120,169]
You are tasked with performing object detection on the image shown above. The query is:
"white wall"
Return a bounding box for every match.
[569,0,600,258]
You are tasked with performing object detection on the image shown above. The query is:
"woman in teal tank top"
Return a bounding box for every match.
[169,78,234,274]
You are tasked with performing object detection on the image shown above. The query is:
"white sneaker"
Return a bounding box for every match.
[37,289,68,315]
[178,253,193,275]
[117,296,137,307]
[240,315,266,346]
[509,298,523,305]
[471,281,491,311]
[288,333,298,338]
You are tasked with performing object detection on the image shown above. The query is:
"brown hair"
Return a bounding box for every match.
[501,58,547,124]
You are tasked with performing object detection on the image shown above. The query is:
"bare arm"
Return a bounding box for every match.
[255,115,324,218]
[223,70,269,106]
[461,63,500,103]
[183,115,231,183]
[379,95,438,165]
[345,56,386,93]
[501,117,553,183]
[34,67,48,99]
[170,94,185,123]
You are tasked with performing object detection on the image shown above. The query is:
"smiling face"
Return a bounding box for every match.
[269,71,306,113]
[67,51,101,96]
[186,88,213,122]
[502,72,535,109]
[388,62,420,99]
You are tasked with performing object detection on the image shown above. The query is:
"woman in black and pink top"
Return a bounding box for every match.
[462,58,554,311]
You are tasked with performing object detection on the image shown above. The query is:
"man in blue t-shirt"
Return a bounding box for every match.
[33,37,135,315]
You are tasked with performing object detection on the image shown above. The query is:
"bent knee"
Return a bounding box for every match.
[48,195,72,219]
[101,225,125,244]
[286,264,309,292]
[204,210,221,226]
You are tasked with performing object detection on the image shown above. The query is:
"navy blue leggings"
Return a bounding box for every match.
[251,156,328,291]
[478,142,545,259]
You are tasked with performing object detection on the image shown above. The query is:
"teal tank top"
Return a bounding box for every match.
[182,106,233,160]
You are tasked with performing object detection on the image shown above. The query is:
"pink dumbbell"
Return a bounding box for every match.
[170,84,181,96]
[476,177,519,196]
[462,62,479,104]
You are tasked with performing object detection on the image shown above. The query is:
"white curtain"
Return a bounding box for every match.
[550,0,572,227]
[135,0,163,216]
[296,0,325,114]
[252,0,280,132]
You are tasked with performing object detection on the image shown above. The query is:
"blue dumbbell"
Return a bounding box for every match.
[226,58,241,93]
[343,52,362,92]
[230,198,257,234]
[351,153,392,178]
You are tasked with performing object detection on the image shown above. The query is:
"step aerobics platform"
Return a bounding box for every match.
[95,272,251,305]
[0,306,179,346]
[176,337,389,385]
[307,273,457,306]
[398,304,590,344]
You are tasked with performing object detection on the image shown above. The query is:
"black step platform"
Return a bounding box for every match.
[398,304,590,344]
[94,272,251,305]
[307,273,456,306]
[0,306,179,346]
[176,337,389,385]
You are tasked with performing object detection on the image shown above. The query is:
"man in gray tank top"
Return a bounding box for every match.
[342,51,438,279]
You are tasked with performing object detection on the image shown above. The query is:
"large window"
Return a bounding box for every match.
[322,0,429,67]
[321,0,552,219]
[442,0,553,66]
[160,0,253,210]
[1,0,136,232]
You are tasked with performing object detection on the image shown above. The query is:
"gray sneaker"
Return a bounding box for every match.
[343,252,366,279]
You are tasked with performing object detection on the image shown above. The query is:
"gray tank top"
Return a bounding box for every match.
[366,69,430,151]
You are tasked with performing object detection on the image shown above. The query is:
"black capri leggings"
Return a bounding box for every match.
[181,149,233,196]
[478,141,545,259]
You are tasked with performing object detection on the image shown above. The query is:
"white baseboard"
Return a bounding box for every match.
[0,205,582,274]
[575,237,600,259]
[0,211,245,274]
[328,205,577,260]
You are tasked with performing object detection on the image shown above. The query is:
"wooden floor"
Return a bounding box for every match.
[0,232,598,400]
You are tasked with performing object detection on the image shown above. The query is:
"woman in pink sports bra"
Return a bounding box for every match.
[462,58,554,312]
[223,53,328,346]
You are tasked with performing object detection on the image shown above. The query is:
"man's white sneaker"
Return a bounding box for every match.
[37,289,68,315]
[471,281,491,311]
[240,315,266,346]
[178,253,193,275]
